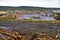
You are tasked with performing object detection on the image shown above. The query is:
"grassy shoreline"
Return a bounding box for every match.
[16,20,60,24]
[0,18,60,24]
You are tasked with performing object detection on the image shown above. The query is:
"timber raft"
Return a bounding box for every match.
[0,21,60,40]
[0,28,56,40]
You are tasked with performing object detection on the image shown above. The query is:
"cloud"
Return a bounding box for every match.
[0,0,60,8]
[0,0,12,2]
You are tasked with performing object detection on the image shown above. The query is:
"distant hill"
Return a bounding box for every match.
[0,6,60,11]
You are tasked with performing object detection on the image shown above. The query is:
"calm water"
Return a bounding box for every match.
[17,14,55,20]
[0,26,13,30]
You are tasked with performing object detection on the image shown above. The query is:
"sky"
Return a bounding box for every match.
[0,0,60,8]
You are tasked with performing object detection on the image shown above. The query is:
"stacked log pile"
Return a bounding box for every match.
[0,28,58,40]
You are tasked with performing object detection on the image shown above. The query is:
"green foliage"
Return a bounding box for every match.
[0,6,60,11]
[15,20,60,24]
[0,17,14,21]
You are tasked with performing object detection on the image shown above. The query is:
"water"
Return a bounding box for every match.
[17,14,55,20]
[0,26,13,30]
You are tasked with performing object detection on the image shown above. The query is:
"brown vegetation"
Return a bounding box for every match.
[54,13,60,20]
[6,13,20,20]
[32,16,41,19]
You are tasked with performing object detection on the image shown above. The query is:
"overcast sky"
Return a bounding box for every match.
[0,0,60,8]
